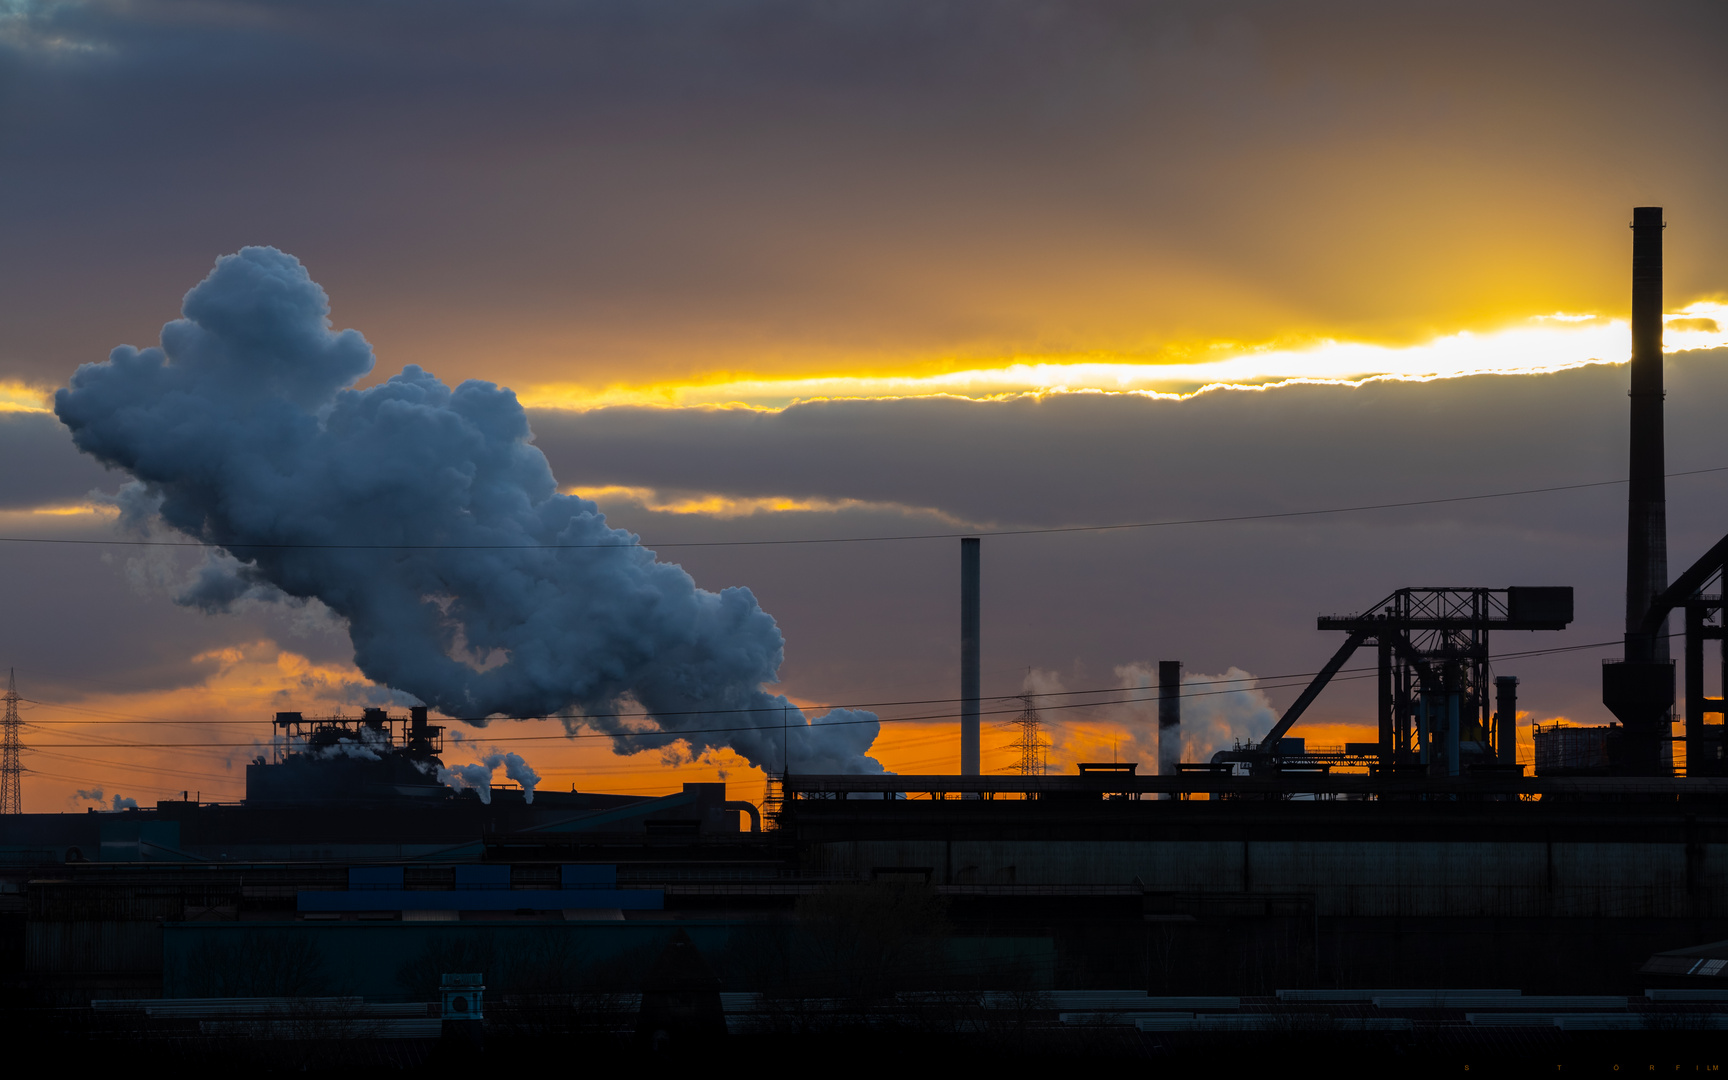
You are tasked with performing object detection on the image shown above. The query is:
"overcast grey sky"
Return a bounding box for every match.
[2,1,1725,800]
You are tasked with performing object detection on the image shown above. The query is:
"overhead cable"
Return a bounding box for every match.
[2,466,1726,551]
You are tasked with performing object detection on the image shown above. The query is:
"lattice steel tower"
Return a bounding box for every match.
[1,669,21,814]
[1003,693,1049,775]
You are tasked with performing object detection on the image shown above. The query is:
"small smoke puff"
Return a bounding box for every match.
[437,762,496,803]
[496,751,541,803]
[54,247,883,775]
[434,751,541,804]
[316,738,382,761]
[111,794,139,811]
[75,788,105,802]
[1020,668,1067,697]
[1115,663,1276,766]
[310,724,388,761]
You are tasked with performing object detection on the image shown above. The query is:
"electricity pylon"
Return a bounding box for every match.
[1,670,22,814]
[1002,693,1049,775]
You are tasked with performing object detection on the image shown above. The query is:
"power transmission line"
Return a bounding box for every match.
[2,466,1726,552]
[16,634,1627,733]
[10,646,1617,750]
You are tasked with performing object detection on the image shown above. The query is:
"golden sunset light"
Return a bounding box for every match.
[518,303,1728,410]
[4,3,1728,1050]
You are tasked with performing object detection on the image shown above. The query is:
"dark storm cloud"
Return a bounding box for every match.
[521,353,1728,731]
[527,352,1728,536]
[2,0,1724,388]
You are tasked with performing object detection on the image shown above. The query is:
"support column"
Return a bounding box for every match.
[1687,601,1705,775]
[1446,692,1461,778]
[1377,640,1393,771]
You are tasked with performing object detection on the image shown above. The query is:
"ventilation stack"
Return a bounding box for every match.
[960,537,981,775]
[1495,675,1519,767]
[1158,660,1182,798]
[1602,206,1675,774]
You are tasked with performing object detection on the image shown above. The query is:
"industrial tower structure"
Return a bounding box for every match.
[960,537,981,775]
[1216,587,1572,776]
[1603,206,1680,774]
[1002,693,1049,775]
[1,670,21,814]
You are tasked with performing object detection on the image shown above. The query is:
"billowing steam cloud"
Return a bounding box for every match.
[431,751,542,804]
[1115,663,1277,765]
[55,247,884,774]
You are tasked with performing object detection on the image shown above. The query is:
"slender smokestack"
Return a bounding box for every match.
[960,537,980,775]
[1158,660,1182,797]
[1495,675,1518,767]
[1625,206,1668,664]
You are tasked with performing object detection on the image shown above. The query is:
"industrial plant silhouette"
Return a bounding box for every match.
[4,211,1728,1069]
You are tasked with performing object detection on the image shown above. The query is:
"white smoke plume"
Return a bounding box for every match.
[429,751,541,804]
[55,248,883,774]
[499,751,541,801]
[301,721,391,761]
[72,787,135,811]
[434,762,495,803]
[1115,663,1277,766]
[315,738,382,761]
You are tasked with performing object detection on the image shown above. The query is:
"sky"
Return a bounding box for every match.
[1,0,1726,810]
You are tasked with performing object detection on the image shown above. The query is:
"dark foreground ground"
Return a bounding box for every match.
[22,1014,1728,1077]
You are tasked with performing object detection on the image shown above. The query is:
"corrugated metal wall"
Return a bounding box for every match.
[26,920,161,974]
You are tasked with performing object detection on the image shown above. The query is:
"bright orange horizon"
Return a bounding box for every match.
[4,0,1723,811]
[9,299,1709,811]
[16,635,1573,812]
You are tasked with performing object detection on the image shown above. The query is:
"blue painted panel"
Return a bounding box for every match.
[454,865,511,890]
[349,866,404,889]
[561,864,617,887]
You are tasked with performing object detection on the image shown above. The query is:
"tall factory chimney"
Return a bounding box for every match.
[1158,660,1182,797]
[1603,206,1675,774]
[1625,205,1669,664]
[960,537,981,775]
[1494,675,1518,767]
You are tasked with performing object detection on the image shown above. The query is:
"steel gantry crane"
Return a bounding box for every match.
[1209,587,1572,778]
